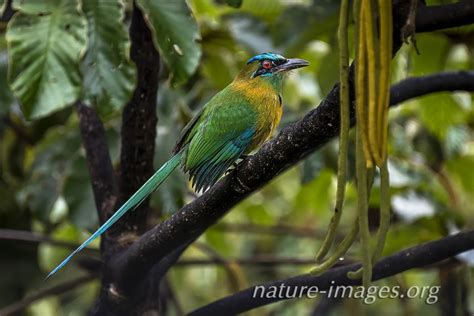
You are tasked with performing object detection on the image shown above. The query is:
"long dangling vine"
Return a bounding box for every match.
[312,0,393,289]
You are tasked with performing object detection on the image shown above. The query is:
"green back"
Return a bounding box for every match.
[174,86,259,191]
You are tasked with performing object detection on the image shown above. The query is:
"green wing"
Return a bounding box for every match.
[178,89,259,191]
[173,105,206,154]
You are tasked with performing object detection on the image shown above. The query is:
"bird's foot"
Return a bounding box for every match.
[225,154,253,175]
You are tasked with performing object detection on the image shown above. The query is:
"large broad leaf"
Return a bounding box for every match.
[81,0,136,115]
[12,0,58,14]
[7,0,87,120]
[136,0,201,86]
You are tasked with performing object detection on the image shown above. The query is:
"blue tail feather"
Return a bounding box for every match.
[45,153,182,279]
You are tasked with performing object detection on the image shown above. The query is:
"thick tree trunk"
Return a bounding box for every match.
[89,3,161,315]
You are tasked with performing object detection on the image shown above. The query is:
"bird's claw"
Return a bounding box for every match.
[225,154,252,175]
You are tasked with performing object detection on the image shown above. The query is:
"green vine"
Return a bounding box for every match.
[312,0,393,290]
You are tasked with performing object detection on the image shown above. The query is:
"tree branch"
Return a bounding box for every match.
[415,1,474,33]
[0,274,96,315]
[76,102,118,224]
[114,2,160,238]
[389,71,474,105]
[189,229,474,315]
[0,228,98,253]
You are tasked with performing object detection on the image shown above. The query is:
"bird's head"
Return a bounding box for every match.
[237,53,309,84]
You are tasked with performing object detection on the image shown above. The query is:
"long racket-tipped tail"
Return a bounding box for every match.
[46,152,182,279]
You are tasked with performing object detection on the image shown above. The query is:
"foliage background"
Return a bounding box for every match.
[0,0,473,315]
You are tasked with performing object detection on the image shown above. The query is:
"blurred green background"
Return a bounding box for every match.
[0,0,473,315]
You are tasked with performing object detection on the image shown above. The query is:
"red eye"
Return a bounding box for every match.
[262,60,272,69]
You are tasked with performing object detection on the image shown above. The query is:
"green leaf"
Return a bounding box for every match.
[293,169,334,216]
[416,93,467,138]
[136,0,201,86]
[7,0,87,120]
[38,223,80,271]
[81,0,136,115]
[410,33,449,76]
[205,227,232,256]
[445,156,474,194]
[63,157,98,230]
[383,216,445,256]
[19,174,60,222]
[317,45,339,96]
[201,29,241,89]
[17,124,81,223]
[238,0,283,23]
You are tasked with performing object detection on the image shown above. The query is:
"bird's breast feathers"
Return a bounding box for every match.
[230,79,283,141]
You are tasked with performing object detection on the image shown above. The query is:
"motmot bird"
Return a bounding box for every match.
[46,53,309,278]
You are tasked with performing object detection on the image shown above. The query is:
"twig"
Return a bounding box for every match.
[162,278,185,316]
[0,274,96,315]
[192,242,247,291]
[189,229,474,315]
[401,0,419,54]
[0,229,98,253]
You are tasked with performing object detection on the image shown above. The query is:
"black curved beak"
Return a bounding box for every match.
[277,58,310,72]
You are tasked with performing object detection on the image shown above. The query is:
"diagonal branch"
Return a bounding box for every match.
[189,229,474,315]
[76,102,118,224]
